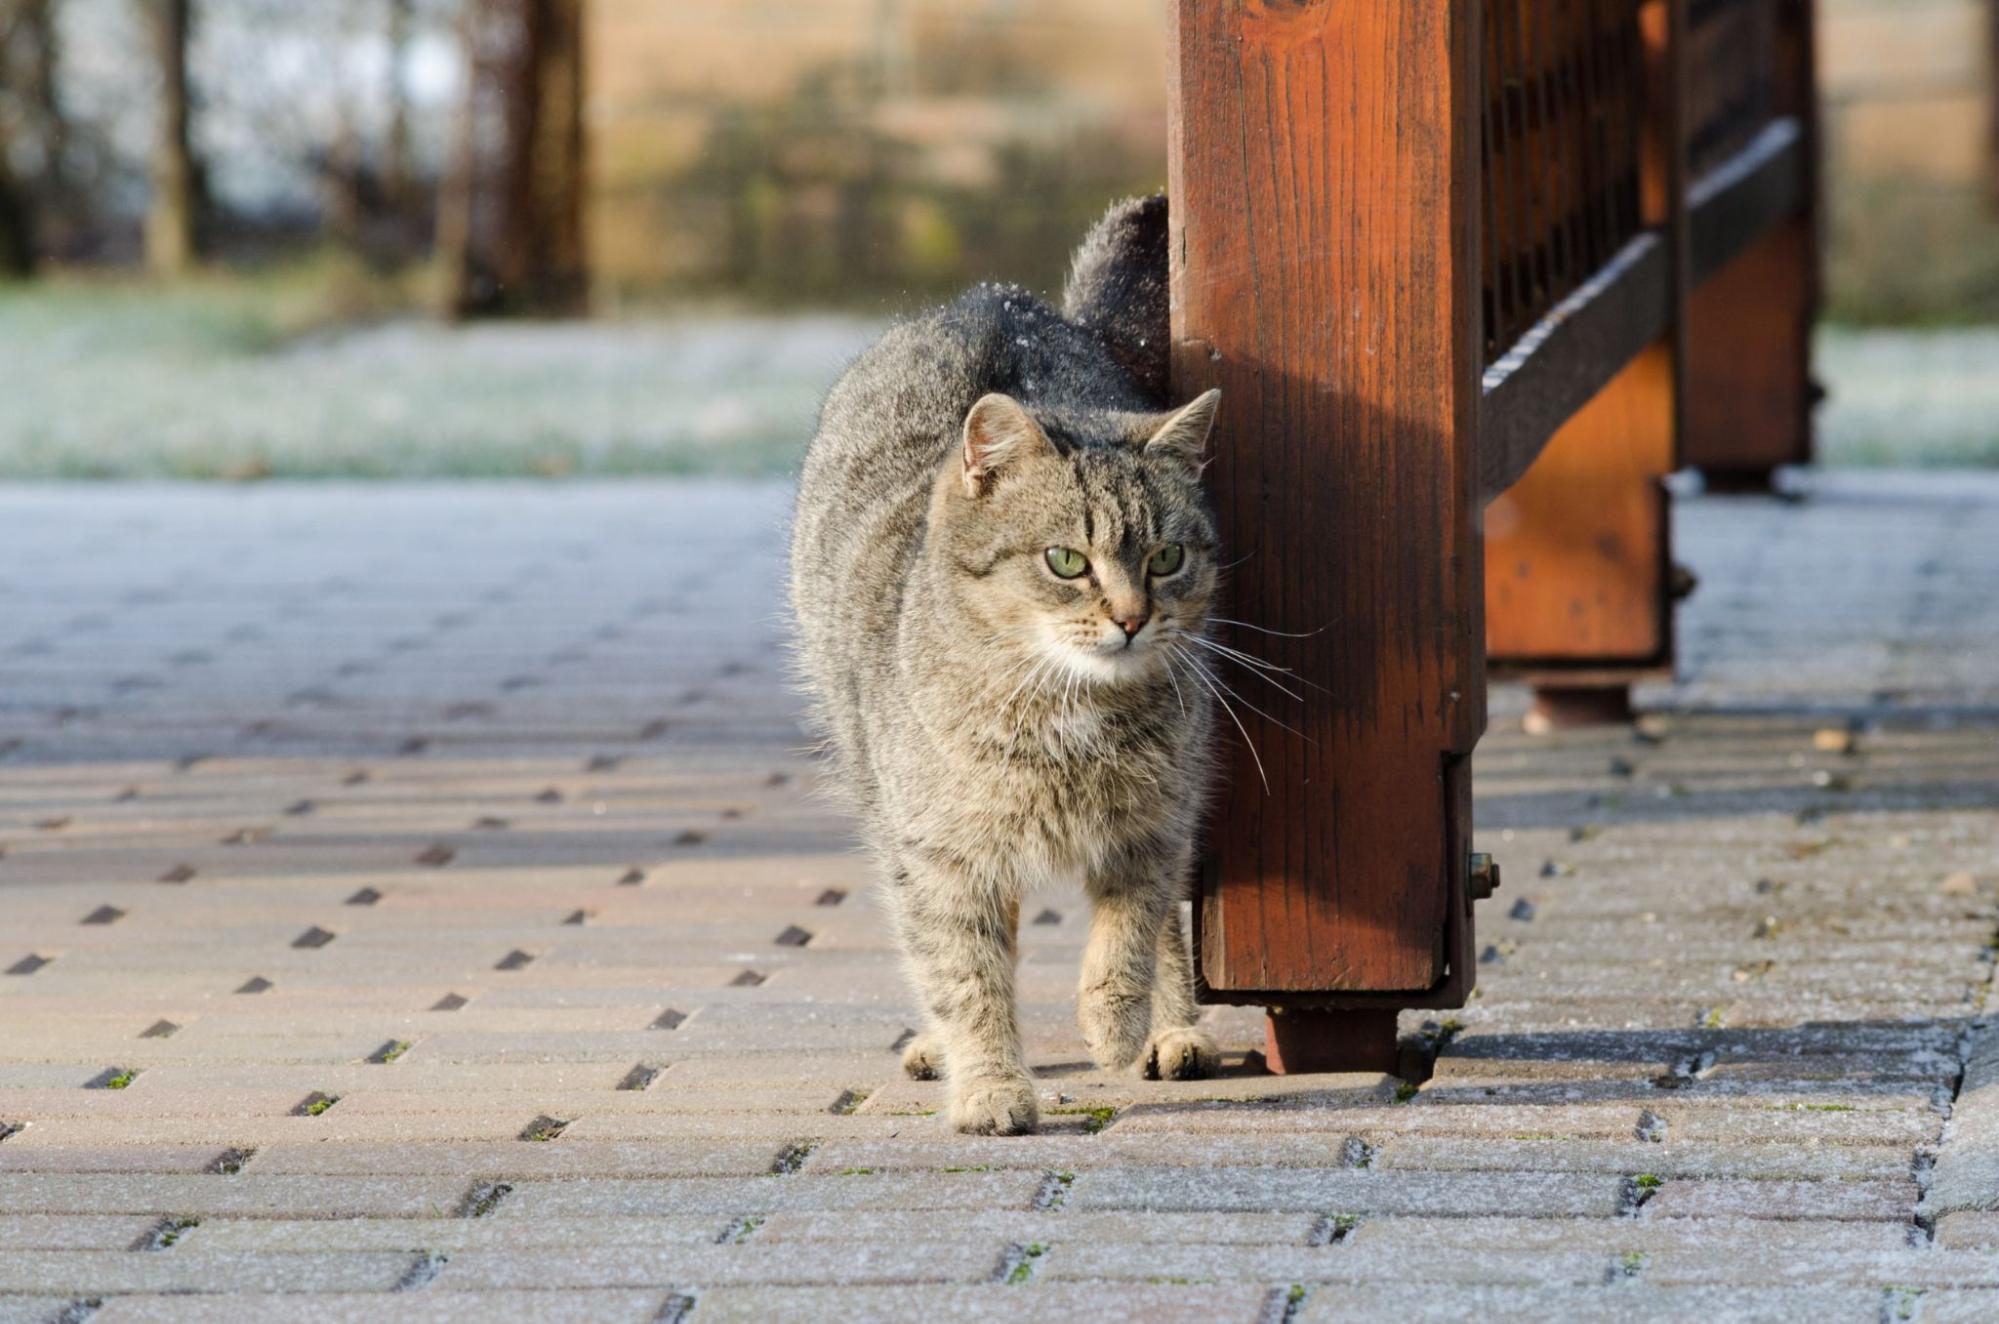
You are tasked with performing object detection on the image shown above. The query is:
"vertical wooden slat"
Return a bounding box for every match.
[1172,0,1483,1015]
[1483,9,1510,359]
[1500,0,1536,350]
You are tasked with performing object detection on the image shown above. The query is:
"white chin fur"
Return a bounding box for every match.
[1053,641,1156,685]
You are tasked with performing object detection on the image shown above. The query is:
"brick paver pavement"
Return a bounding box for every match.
[2,472,1997,1322]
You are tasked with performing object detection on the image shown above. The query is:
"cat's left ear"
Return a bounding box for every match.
[1141,389,1221,475]
[962,393,1050,497]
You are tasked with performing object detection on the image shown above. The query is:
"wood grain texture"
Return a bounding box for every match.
[1170,0,1483,997]
[1683,218,1815,477]
[1485,345,1675,666]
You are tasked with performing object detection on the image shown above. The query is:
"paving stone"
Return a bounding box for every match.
[431,1239,1002,1289]
[1045,1241,1635,1286]
[87,1290,671,1324]
[0,1249,414,1294]
[1065,1167,1626,1217]
[0,1145,230,1174]
[546,1113,922,1142]
[1925,1021,1999,1220]
[1369,1137,1913,1181]
[178,1215,728,1253]
[690,1283,1268,1324]
[241,1139,789,1178]
[489,1171,1044,1218]
[1936,1211,1999,1249]
[1346,1214,1908,1256]
[0,1300,79,1324]
[1640,1247,1999,1288]
[1,1113,541,1147]
[1920,1290,1999,1323]
[0,1214,162,1250]
[0,1174,472,1218]
[1643,1177,1917,1221]
[1293,1283,1881,1323]
[752,1210,1318,1246]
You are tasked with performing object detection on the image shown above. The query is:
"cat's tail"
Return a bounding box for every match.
[1062,193,1171,403]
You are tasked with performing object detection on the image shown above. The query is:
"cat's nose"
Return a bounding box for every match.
[1116,614,1148,639]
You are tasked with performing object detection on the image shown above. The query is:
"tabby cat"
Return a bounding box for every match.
[789,196,1223,1135]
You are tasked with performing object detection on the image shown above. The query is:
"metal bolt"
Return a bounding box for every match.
[1469,852,1500,900]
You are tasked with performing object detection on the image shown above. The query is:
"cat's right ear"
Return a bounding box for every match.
[961,394,1050,497]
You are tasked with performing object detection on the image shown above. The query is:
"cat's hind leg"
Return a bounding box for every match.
[1142,903,1220,1081]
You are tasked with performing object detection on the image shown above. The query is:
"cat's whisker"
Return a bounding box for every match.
[1173,647,1269,794]
[995,656,1048,717]
[1184,637,1306,702]
[1209,616,1327,640]
[1007,656,1061,750]
[1162,652,1188,719]
[1182,651,1313,744]
[1190,632,1334,696]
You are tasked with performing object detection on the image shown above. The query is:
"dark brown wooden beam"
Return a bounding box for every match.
[1171,1,1484,1029]
[1479,235,1670,501]
[1689,117,1806,286]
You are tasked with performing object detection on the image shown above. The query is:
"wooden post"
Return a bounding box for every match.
[1681,0,1818,488]
[1170,1,1485,1067]
[1486,0,1686,725]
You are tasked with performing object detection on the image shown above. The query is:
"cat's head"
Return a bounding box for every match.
[931,389,1221,686]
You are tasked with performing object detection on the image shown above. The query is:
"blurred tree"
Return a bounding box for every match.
[0,8,29,275]
[0,0,64,274]
[141,0,200,275]
[437,0,586,317]
[0,145,28,277]
[383,0,413,215]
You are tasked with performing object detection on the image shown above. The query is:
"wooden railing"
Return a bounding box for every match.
[1480,0,1648,368]
[1168,0,1819,1071]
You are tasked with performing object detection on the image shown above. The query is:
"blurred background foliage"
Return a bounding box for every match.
[0,0,1995,477]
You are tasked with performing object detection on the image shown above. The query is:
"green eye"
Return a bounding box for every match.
[1045,547,1089,579]
[1148,544,1186,577]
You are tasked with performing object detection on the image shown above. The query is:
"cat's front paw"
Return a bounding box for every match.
[951,1075,1039,1135]
[1078,991,1151,1071]
[1142,1026,1220,1081]
[901,1032,944,1081]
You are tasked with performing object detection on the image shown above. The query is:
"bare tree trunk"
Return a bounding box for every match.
[143,0,198,276]
[1990,0,1999,215]
[432,0,480,316]
[439,0,587,317]
[0,152,31,278]
[323,104,362,252]
[383,0,412,216]
[0,0,37,274]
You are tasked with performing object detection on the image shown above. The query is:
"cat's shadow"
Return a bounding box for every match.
[1034,1051,1274,1081]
